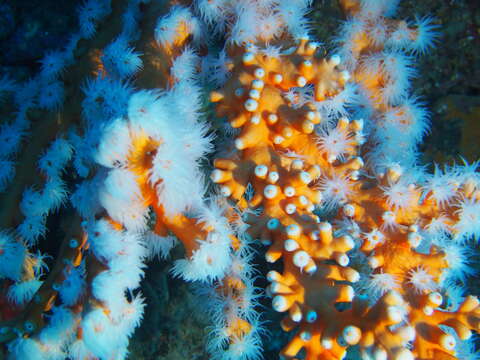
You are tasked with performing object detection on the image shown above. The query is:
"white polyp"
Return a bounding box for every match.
[249,89,260,100]
[407,232,422,248]
[284,186,296,197]
[291,159,303,170]
[235,138,246,150]
[387,306,404,323]
[327,154,337,163]
[296,76,307,87]
[272,295,288,312]
[397,326,416,342]
[251,79,264,90]
[267,270,281,282]
[302,120,314,133]
[343,204,355,217]
[273,135,284,144]
[336,253,350,267]
[372,347,388,360]
[385,291,403,306]
[299,195,308,205]
[267,218,279,230]
[439,334,456,351]
[269,281,281,293]
[299,331,312,341]
[210,169,223,183]
[255,165,268,178]
[244,99,258,112]
[235,87,244,97]
[330,54,341,66]
[368,256,381,269]
[307,42,318,51]
[293,250,310,268]
[290,310,302,322]
[251,114,261,124]
[300,171,312,184]
[428,292,443,306]
[303,60,312,67]
[392,349,414,360]
[320,222,332,232]
[282,127,293,138]
[342,325,361,345]
[265,252,277,263]
[305,263,317,274]
[354,157,364,168]
[310,231,319,241]
[306,310,317,323]
[340,70,350,82]
[285,203,296,214]
[321,338,333,349]
[307,111,316,121]
[350,170,360,180]
[273,74,283,83]
[342,235,355,249]
[423,306,434,316]
[382,211,396,223]
[267,114,278,124]
[268,171,279,183]
[286,224,300,237]
[254,68,265,78]
[348,269,360,283]
[243,52,254,64]
[264,185,279,199]
[284,239,299,252]
[220,186,231,197]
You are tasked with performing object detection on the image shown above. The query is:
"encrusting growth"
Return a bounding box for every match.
[210,1,480,359]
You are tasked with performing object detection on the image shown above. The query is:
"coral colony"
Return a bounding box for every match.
[0,0,479,359]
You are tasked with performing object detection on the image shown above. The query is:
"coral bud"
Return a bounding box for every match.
[439,334,456,351]
[296,76,307,87]
[251,79,264,90]
[243,52,255,65]
[342,325,361,345]
[254,165,268,178]
[249,89,260,99]
[254,68,265,78]
[306,309,317,323]
[220,186,231,196]
[272,73,283,84]
[285,203,296,214]
[250,114,261,124]
[244,99,258,112]
[284,186,296,197]
[392,348,414,360]
[284,239,299,252]
[343,204,355,217]
[329,54,341,66]
[272,295,289,312]
[267,218,280,230]
[267,114,278,125]
[264,185,279,199]
[268,171,279,183]
[286,224,300,238]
